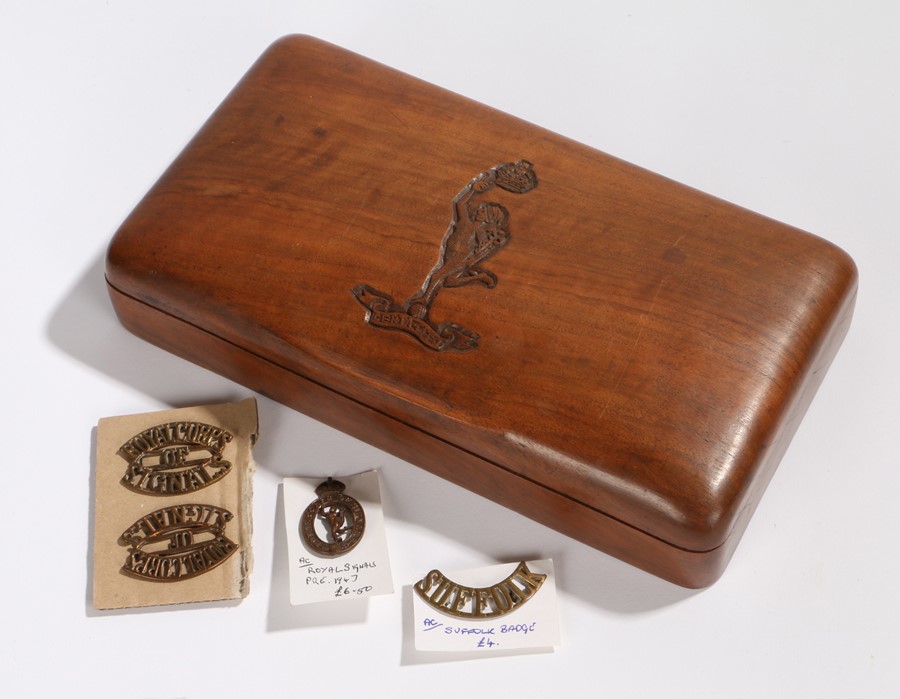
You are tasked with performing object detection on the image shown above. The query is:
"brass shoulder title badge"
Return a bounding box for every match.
[414,561,546,619]
[117,421,234,495]
[352,159,538,351]
[118,504,238,582]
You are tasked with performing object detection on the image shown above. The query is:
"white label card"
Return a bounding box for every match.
[283,471,393,605]
[412,559,560,652]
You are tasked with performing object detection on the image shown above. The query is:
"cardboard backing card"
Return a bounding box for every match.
[92,398,257,610]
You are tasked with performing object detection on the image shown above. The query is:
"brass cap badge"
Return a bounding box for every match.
[300,478,366,557]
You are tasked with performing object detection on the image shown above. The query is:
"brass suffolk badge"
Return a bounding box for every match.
[118,421,234,495]
[414,561,547,619]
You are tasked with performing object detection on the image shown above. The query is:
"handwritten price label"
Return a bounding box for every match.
[412,560,560,652]
[283,472,393,606]
[420,618,541,650]
[296,557,379,598]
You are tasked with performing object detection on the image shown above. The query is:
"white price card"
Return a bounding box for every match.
[412,559,560,652]
[282,471,393,605]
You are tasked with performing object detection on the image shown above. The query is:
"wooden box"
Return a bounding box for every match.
[106,36,857,587]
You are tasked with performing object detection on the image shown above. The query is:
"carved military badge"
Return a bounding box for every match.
[352,159,538,351]
[301,478,366,557]
[118,504,238,582]
[414,561,547,619]
[117,421,234,495]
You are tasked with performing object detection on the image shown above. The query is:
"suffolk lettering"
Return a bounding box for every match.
[414,562,547,619]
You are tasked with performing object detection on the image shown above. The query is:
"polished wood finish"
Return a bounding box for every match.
[106,36,857,587]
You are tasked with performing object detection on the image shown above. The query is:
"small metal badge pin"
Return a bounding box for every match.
[301,477,366,557]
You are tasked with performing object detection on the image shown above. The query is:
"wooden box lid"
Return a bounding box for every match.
[106,36,857,586]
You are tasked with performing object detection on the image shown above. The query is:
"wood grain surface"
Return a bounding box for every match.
[106,35,857,587]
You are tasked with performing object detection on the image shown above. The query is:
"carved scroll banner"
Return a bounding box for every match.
[92,399,257,610]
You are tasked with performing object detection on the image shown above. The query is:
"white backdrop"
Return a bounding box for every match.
[2,2,898,696]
